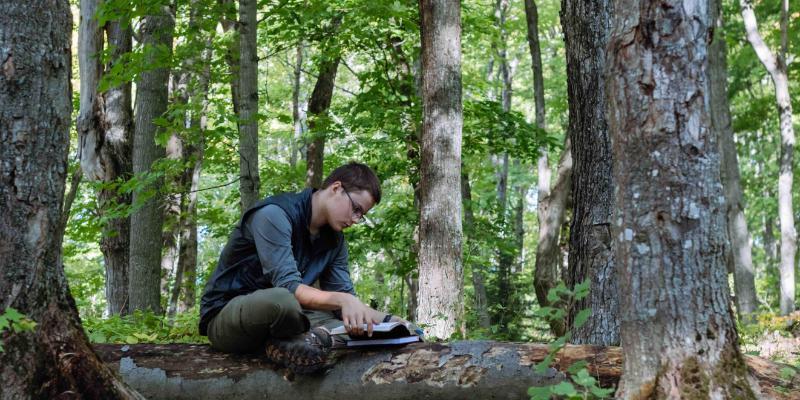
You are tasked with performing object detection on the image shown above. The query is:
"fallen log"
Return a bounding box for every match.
[94,342,798,400]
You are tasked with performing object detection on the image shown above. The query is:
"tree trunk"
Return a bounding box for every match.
[78,0,134,316]
[238,0,260,210]
[710,0,758,321]
[305,56,340,189]
[560,0,618,346]
[607,1,760,397]
[0,2,142,397]
[100,19,134,316]
[461,170,491,330]
[416,0,463,339]
[533,140,572,336]
[290,42,304,169]
[95,343,799,400]
[130,5,175,314]
[740,0,796,316]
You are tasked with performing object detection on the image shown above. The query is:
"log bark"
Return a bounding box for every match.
[0,2,142,397]
[93,343,799,400]
[416,0,464,339]
[740,0,796,316]
[238,0,260,210]
[560,0,619,345]
[710,0,758,321]
[607,0,759,397]
[130,4,176,314]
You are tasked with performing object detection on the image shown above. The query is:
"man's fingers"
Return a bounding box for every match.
[367,320,374,337]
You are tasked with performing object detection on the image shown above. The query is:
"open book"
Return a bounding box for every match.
[329,321,423,348]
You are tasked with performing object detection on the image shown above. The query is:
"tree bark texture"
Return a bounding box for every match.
[461,170,492,330]
[740,0,796,316]
[607,1,759,398]
[94,343,799,400]
[0,2,142,397]
[130,5,175,314]
[305,56,340,189]
[560,0,619,346]
[416,0,464,339]
[710,0,758,321]
[238,0,260,210]
[533,140,572,337]
[100,19,135,316]
[78,1,134,316]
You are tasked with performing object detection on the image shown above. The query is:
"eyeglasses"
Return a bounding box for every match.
[343,190,365,222]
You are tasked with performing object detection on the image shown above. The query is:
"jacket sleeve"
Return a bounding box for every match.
[319,239,356,296]
[247,205,303,293]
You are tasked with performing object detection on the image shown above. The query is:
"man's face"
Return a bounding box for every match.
[328,183,375,231]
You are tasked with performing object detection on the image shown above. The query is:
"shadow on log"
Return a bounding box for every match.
[94,342,799,400]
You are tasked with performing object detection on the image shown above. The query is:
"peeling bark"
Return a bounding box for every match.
[93,343,798,400]
[607,0,759,397]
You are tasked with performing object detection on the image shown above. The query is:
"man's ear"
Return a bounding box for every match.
[329,181,342,192]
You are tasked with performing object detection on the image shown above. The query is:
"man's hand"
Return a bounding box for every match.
[337,293,384,337]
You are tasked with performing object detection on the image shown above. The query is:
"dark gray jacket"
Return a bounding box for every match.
[199,189,355,335]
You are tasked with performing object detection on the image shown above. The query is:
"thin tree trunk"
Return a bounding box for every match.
[0,1,143,396]
[163,73,186,317]
[710,0,757,321]
[77,0,105,181]
[290,42,304,169]
[238,0,259,210]
[560,0,618,345]
[740,0,796,316]
[100,19,134,316]
[416,0,463,339]
[607,0,760,397]
[130,5,175,314]
[461,170,491,330]
[533,141,572,337]
[305,56,340,188]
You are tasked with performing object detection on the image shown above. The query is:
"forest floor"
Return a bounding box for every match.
[741,311,800,367]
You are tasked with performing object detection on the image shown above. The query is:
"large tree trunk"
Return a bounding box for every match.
[560,0,618,346]
[0,2,142,397]
[710,0,758,321]
[130,5,176,314]
[416,0,463,339]
[238,0,260,210]
[532,141,572,336]
[461,170,491,330]
[78,0,134,316]
[607,0,760,397]
[740,0,796,316]
[305,56,340,188]
[100,19,134,316]
[95,343,799,400]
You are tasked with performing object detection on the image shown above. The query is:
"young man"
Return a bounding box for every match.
[199,162,399,373]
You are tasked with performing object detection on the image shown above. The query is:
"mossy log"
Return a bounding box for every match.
[94,341,798,400]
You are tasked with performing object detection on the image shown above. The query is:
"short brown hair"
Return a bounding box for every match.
[321,162,382,204]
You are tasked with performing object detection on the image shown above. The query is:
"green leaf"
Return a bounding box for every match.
[572,368,597,387]
[3,308,23,323]
[574,279,591,300]
[535,353,555,373]
[551,381,577,397]
[0,317,9,331]
[566,360,589,375]
[590,385,615,398]
[573,309,592,329]
[527,385,552,400]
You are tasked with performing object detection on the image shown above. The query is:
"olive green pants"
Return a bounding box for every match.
[207,287,344,353]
